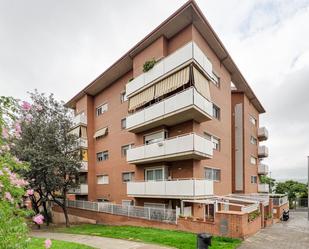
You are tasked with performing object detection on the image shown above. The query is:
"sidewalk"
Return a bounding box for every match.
[31,231,173,249]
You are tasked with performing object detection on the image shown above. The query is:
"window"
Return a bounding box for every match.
[205,167,221,181]
[250,156,257,165]
[212,136,220,151]
[122,172,135,182]
[121,118,126,129]
[96,103,108,116]
[204,132,212,141]
[144,130,167,145]
[249,115,257,126]
[251,176,257,184]
[97,151,109,161]
[212,71,220,87]
[213,104,221,120]
[121,144,133,157]
[144,202,166,209]
[122,200,134,206]
[120,92,127,103]
[250,136,257,145]
[97,175,109,184]
[145,168,164,181]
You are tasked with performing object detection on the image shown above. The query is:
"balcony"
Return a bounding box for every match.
[69,184,88,195]
[127,133,213,164]
[127,179,214,198]
[258,163,269,175]
[258,145,269,158]
[79,161,88,172]
[126,87,212,133]
[258,127,268,141]
[258,184,269,193]
[72,113,87,127]
[126,42,213,97]
[74,138,88,149]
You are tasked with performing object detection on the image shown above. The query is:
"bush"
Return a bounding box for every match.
[143,58,156,72]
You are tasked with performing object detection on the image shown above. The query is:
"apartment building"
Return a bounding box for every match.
[66,0,271,220]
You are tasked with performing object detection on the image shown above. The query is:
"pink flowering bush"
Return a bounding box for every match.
[0,96,33,249]
[44,239,52,249]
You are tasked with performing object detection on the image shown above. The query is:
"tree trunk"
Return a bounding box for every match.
[62,194,70,227]
[42,201,50,226]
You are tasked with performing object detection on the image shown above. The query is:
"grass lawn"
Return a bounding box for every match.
[58,224,241,249]
[29,237,95,249]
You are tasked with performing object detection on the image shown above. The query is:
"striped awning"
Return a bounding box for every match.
[128,86,155,111]
[193,67,211,100]
[93,127,108,138]
[154,66,190,98]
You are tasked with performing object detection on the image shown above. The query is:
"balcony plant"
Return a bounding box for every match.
[248,210,260,222]
[143,58,157,72]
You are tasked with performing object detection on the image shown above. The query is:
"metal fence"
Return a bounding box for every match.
[64,199,177,224]
[290,198,308,210]
[272,196,288,206]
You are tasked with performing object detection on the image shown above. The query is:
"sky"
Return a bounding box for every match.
[1,0,309,181]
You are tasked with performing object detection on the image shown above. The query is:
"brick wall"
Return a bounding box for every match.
[273,202,289,219]
[52,206,261,239]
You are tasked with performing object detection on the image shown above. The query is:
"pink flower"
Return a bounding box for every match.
[5,192,13,202]
[2,128,9,139]
[14,122,22,138]
[26,189,34,196]
[33,214,44,225]
[21,101,31,111]
[35,104,43,111]
[44,239,52,249]
[25,114,33,122]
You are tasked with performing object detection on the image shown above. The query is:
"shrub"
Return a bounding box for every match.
[143,58,156,72]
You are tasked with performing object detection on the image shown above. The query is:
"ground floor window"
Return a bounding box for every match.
[205,204,215,220]
[251,176,258,184]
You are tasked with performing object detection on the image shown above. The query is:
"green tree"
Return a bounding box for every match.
[0,96,32,249]
[13,91,81,227]
[275,180,308,207]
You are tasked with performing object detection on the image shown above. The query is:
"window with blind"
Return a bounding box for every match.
[205,167,221,181]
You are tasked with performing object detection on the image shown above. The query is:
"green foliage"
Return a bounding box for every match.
[248,210,260,222]
[275,180,308,203]
[29,238,95,249]
[0,96,33,249]
[13,91,82,226]
[143,58,157,72]
[58,224,241,249]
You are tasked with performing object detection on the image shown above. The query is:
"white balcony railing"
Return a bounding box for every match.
[69,184,88,195]
[258,145,269,158]
[80,161,88,171]
[127,133,213,164]
[73,113,87,127]
[258,127,268,141]
[126,87,212,132]
[127,179,214,198]
[258,184,269,193]
[258,163,269,175]
[74,137,88,149]
[126,42,214,97]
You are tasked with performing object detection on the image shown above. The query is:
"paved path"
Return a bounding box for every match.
[239,211,309,249]
[31,231,172,249]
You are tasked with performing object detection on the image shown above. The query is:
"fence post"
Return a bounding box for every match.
[83,200,85,209]
[112,204,114,214]
[128,205,130,217]
[148,207,151,220]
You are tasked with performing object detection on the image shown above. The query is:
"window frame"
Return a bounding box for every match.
[120,91,127,103]
[97,175,109,184]
[96,103,108,116]
[212,104,221,120]
[122,172,135,183]
[96,150,109,162]
[250,155,257,165]
[204,167,221,181]
[121,118,126,129]
[251,176,258,184]
[250,136,258,145]
[212,71,220,87]
[249,115,257,126]
[121,144,134,157]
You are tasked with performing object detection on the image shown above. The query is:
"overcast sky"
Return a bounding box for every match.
[1,0,309,181]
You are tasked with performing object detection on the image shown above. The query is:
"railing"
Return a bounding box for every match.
[241,203,259,213]
[73,138,88,149]
[64,199,177,224]
[73,113,87,127]
[258,145,269,158]
[258,183,269,193]
[126,41,214,97]
[258,163,269,175]
[127,179,214,197]
[80,161,88,171]
[68,184,88,194]
[126,132,213,163]
[258,127,268,141]
[272,196,288,206]
[126,87,212,130]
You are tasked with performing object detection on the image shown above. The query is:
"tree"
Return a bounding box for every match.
[13,91,81,227]
[0,96,32,248]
